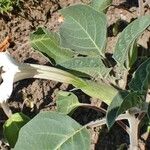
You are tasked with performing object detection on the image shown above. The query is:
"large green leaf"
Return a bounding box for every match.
[31,27,109,78]
[129,58,150,92]
[14,112,90,150]
[56,91,81,114]
[60,56,111,78]
[3,113,30,148]
[90,0,112,12]
[113,15,150,68]
[59,4,107,57]
[30,27,75,64]
[106,91,143,128]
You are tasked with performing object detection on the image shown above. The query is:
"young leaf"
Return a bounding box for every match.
[59,4,107,57]
[129,57,150,92]
[56,91,81,114]
[113,15,150,68]
[90,0,112,12]
[30,27,75,63]
[125,40,138,69]
[3,113,30,148]
[60,56,111,78]
[106,91,143,128]
[14,112,90,150]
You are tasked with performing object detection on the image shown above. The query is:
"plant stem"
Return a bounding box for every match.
[80,103,106,114]
[138,0,144,16]
[81,104,130,133]
[1,102,12,118]
[86,112,140,149]
[86,113,130,128]
[128,114,140,150]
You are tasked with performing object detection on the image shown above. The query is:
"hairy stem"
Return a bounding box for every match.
[86,113,130,128]
[138,0,144,16]
[128,114,140,150]
[86,112,140,148]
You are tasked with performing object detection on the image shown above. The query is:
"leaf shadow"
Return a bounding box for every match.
[95,91,129,150]
[108,20,128,37]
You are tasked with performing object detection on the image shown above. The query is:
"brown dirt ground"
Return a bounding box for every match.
[0,0,150,149]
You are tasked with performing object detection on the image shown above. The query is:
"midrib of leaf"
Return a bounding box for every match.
[54,126,85,150]
[32,36,60,52]
[33,40,57,59]
[31,34,74,62]
[68,15,105,58]
[31,37,51,43]
[35,132,67,137]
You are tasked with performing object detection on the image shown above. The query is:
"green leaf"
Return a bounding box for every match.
[125,40,138,69]
[3,113,30,148]
[106,91,143,128]
[14,112,90,150]
[59,4,107,57]
[113,15,150,68]
[106,91,128,128]
[60,56,111,78]
[30,28,109,78]
[30,27,75,63]
[56,91,81,114]
[129,58,150,92]
[90,0,112,12]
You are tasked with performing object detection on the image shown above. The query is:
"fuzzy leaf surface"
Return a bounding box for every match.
[60,56,110,78]
[14,112,90,150]
[56,91,81,114]
[129,58,150,92]
[59,4,107,56]
[31,28,109,78]
[106,91,143,128]
[90,0,112,12]
[30,27,74,63]
[113,15,150,67]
